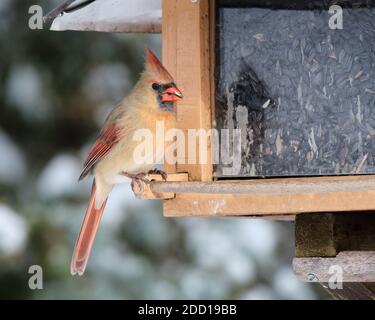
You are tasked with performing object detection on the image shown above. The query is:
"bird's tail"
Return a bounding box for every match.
[71,181,107,276]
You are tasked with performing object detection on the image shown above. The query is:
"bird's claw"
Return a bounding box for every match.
[148,168,168,181]
[122,172,151,194]
[131,179,143,194]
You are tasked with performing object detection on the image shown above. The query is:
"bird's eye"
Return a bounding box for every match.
[151,83,160,90]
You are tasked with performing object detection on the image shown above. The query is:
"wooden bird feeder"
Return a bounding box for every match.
[49,0,375,298]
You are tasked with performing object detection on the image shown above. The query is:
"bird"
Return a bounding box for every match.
[71,48,183,276]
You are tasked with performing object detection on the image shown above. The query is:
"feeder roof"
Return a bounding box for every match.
[48,0,161,33]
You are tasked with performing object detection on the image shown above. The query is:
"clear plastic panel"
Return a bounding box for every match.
[215,0,375,177]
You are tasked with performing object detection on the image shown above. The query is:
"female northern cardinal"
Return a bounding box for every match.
[71,49,183,275]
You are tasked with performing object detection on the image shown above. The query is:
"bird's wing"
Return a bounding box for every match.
[79,124,120,181]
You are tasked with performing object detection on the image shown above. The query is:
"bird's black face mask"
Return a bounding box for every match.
[151,82,183,111]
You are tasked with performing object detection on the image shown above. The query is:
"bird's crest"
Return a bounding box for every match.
[146,48,173,82]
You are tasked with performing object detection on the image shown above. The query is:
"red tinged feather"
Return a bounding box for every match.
[146,48,173,81]
[71,182,107,276]
[79,124,120,181]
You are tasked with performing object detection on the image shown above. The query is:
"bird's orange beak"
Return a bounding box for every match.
[161,84,183,102]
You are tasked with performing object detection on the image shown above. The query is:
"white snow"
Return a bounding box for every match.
[272,266,316,300]
[183,219,258,285]
[51,0,162,33]
[235,220,279,262]
[144,280,177,299]
[37,153,88,199]
[0,204,27,255]
[223,251,256,284]
[83,63,131,105]
[0,130,26,184]
[101,182,141,227]
[180,269,230,299]
[184,218,278,270]
[5,65,48,119]
[240,285,276,300]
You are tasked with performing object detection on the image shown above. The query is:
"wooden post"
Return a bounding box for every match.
[162,0,213,182]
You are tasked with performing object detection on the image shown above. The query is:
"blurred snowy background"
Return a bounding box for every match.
[0,0,329,299]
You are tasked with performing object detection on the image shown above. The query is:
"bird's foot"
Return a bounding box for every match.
[121,172,150,193]
[148,168,168,181]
